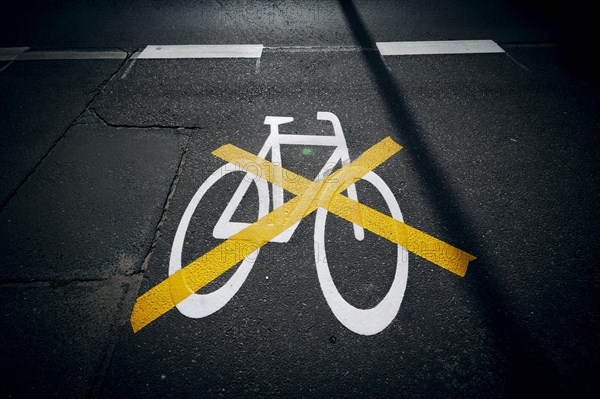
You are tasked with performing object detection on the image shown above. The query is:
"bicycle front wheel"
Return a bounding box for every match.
[313,171,408,335]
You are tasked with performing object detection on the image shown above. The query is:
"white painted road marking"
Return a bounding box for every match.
[138,44,264,59]
[3,41,505,63]
[376,40,504,55]
[170,113,406,335]
[0,47,30,61]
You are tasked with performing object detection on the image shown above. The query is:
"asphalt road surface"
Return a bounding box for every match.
[0,1,599,398]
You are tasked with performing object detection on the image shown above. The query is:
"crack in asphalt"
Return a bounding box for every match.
[86,107,202,132]
[140,137,191,272]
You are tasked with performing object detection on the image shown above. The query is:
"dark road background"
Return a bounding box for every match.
[0,1,598,398]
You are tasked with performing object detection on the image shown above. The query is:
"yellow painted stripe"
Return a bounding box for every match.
[130,137,402,332]
[213,142,476,277]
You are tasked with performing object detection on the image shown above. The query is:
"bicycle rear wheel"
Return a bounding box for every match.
[169,163,269,318]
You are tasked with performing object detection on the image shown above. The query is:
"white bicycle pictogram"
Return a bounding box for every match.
[170,112,408,335]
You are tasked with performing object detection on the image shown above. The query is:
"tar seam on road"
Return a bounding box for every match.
[504,51,532,72]
[0,47,28,73]
[0,60,15,73]
[120,50,143,79]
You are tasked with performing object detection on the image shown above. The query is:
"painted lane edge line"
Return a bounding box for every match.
[376,40,505,55]
[137,44,264,59]
[0,47,30,61]
[15,50,127,60]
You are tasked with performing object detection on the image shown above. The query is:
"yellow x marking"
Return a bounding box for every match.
[130,137,476,332]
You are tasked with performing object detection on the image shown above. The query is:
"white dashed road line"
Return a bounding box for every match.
[376,40,504,55]
[137,44,264,59]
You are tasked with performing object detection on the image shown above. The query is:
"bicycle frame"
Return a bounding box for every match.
[213,112,365,243]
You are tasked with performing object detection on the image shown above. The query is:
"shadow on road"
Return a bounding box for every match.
[337,0,560,395]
